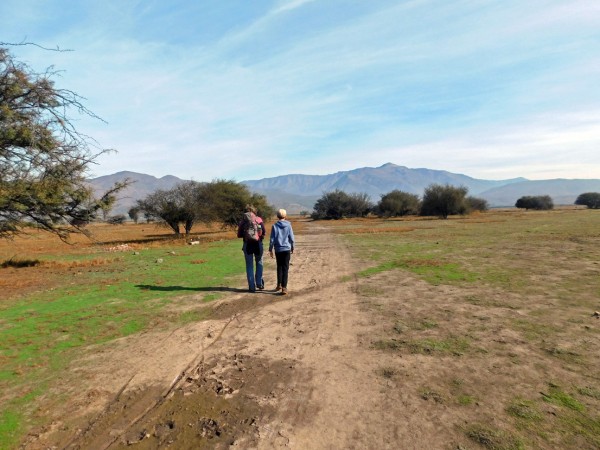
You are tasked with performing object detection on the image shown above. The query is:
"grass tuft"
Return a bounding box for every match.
[458,395,475,406]
[372,339,402,351]
[577,386,600,400]
[377,366,397,379]
[421,389,444,403]
[506,399,542,421]
[465,423,524,450]
[541,384,585,412]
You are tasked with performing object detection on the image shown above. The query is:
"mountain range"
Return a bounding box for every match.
[88,164,600,215]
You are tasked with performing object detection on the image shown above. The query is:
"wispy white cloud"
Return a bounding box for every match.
[2,0,599,181]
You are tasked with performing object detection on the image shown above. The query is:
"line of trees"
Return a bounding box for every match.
[136,179,275,235]
[311,188,600,220]
[311,184,489,220]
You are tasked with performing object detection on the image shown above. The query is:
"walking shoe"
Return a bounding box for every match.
[257,285,264,290]
[281,288,288,295]
[275,285,282,291]
[249,288,256,293]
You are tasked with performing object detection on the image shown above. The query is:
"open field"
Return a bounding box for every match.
[0,209,599,449]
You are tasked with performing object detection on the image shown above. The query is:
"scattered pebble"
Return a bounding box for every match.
[105,244,133,252]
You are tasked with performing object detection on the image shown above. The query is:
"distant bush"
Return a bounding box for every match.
[1,258,41,268]
[128,207,141,223]
[515,195,554,210]
[107,214,127,225]
[312,190,373,220]
[420,184,468,219]
[376,190,420,217]
[574,192,600,209]
[465,196,489,212]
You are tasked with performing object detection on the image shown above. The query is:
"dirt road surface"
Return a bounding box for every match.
[25,223,462,449]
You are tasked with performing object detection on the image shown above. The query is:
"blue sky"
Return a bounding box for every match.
[2,0,599,181]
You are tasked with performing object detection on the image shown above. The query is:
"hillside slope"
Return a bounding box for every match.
[88,164,600,215]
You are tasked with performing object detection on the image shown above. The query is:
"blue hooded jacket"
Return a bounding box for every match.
[269,219,295,253]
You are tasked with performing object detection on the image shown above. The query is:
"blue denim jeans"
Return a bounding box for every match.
[243,241,263,291]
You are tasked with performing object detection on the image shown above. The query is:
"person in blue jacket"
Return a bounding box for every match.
[268,208,295,295]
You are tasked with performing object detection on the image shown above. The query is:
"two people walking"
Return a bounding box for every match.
[238,206,294,295]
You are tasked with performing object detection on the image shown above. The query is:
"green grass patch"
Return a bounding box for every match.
[405,336,470,355]
[506,399,543,422]
[538,384,600,448]
[373,336,470,356]
[0,409,21,450]
[0,238,244,447]
[178,309,212,325]
[457,394,475,406]
[541,384,585,412]
[356,258,476,285]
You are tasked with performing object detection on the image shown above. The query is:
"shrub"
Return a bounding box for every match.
[420,184,468,219]
[107,214,127,225]
[515,195,554,210]
[376,190,420,217]
[574,192,600,209]
[465,196,489,212]
[312,190,373,220]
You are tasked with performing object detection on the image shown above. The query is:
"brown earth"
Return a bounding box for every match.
[18,218,600,450]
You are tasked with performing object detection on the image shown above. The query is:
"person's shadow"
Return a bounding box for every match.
[135,285,249,293]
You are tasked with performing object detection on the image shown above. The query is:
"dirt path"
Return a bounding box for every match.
[25,222,407,449]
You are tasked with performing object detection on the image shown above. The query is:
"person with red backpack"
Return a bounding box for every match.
[237,205,265,292]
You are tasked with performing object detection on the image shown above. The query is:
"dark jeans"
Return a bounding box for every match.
[275,251,291,288]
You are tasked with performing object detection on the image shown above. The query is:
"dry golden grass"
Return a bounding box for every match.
[0,216,306,301]
[0,221,236,301]
[0,221,235,257]
[334,226,417,234]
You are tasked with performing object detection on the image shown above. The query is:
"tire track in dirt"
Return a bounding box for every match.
[184,224,403,449]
